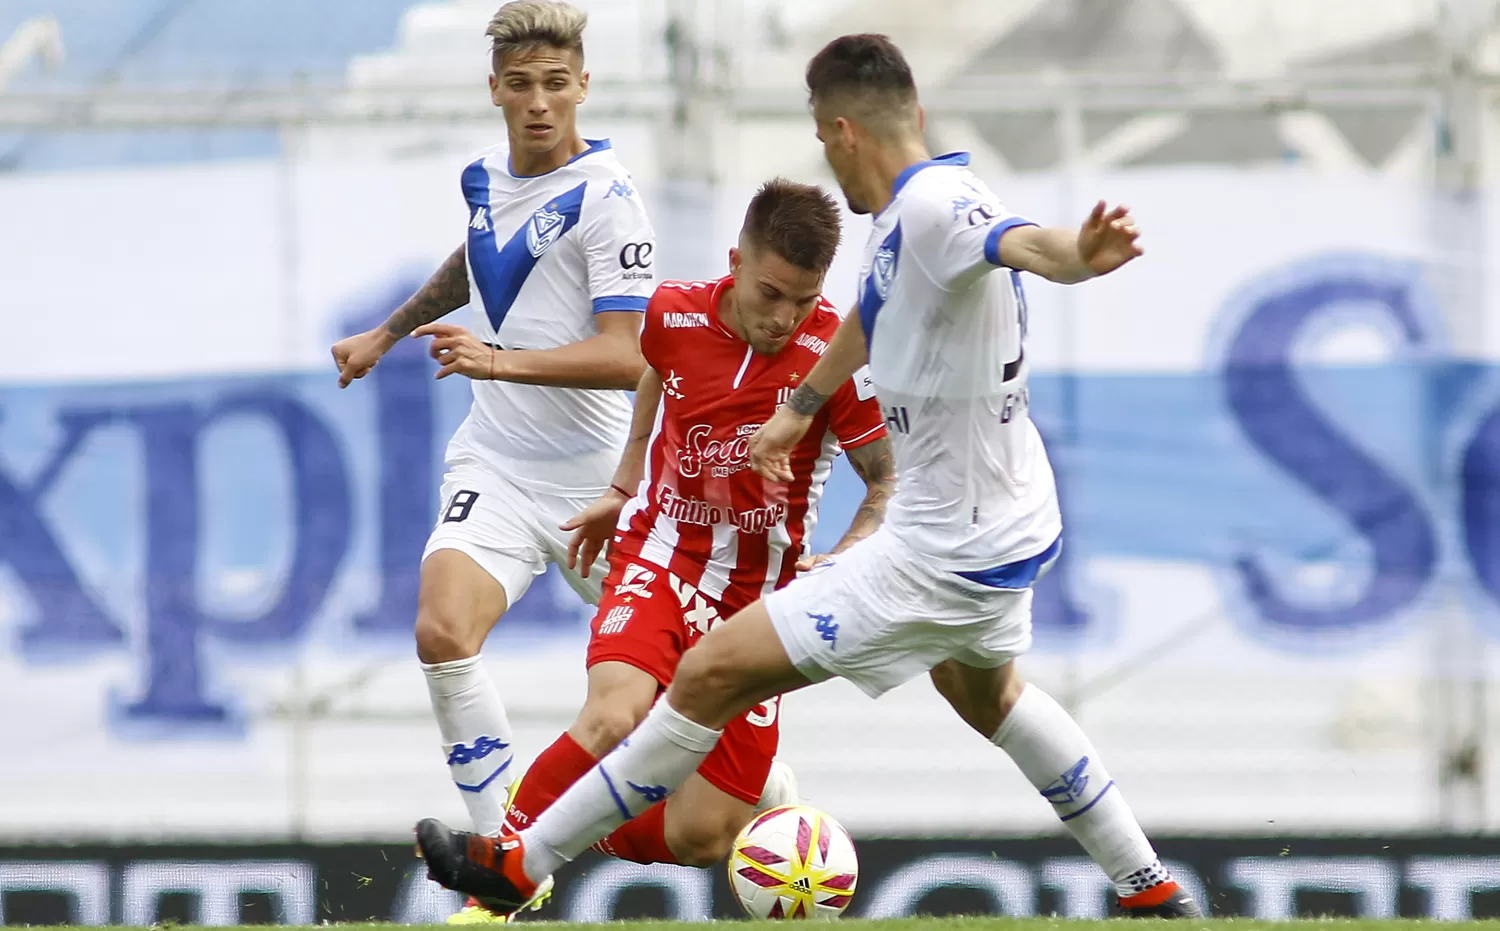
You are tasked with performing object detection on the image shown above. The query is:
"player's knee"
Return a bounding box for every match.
[671,647,746,723]
[571,702,645,757]
[414,603,482,664]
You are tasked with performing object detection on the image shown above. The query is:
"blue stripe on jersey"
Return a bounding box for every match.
[955,535,1062,589]
[858,222,903,351]
[592,295,648,313]
[888,152,971,204]
[461,161,587,333]
[983,216,1038,267]
[1011,270,1030,338]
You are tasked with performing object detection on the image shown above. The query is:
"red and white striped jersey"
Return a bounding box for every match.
[613,275,886,612]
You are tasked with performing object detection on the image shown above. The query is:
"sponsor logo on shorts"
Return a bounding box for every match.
[598,604,633,635]
[667,572,721,635]
[810,612,839,649]
[614,563,657,599]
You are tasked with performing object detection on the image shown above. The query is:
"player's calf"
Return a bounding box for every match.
[934,662,1198,916]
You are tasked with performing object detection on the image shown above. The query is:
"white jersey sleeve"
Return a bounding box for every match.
[903,173,1037,292]
[581,175,656,313]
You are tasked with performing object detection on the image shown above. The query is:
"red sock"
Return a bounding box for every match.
[593,800,679,864]
[504,732,597,833]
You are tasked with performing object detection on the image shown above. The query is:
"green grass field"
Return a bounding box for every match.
[38,920,1492,931]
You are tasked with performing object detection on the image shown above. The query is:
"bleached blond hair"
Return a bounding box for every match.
[486,1,587,69]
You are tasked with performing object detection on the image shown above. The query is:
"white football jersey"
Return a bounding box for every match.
[446,139,655,495]
[856,153,1061,576]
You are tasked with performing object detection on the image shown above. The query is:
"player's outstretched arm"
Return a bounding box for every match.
[484,311,645,389]
[331,243,469,388]
[998,201,1142,284]
[796,436,895,571]
[411,312,646,388]
[560,367,663,575]
[749,311,869,483]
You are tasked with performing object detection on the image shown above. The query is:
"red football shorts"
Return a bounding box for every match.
[587,555,780,805]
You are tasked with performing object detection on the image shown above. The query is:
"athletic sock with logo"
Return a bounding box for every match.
[422,655,515,837]
[519,700,720,882]
[991,683,1170,899]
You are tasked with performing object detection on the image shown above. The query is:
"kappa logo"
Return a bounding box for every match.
[469,205,489,232]
[526,204,567,258]
[614,563,657,599]
[1041,756,1090,806]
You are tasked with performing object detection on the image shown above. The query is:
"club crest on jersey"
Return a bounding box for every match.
[526,204,567,257]
[871,242,898,299]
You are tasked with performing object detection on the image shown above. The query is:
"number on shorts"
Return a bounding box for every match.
[443,490,480,523]
[747,696,779,728]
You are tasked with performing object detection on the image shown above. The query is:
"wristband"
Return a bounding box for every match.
[610,483,633,498]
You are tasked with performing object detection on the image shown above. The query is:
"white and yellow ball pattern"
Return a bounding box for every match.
[728,804,858,919]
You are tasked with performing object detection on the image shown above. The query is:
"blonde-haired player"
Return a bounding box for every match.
[331,1,655,921]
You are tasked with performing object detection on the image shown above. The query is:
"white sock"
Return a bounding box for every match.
[519,700,721,881]
[992,683,1169,899]
[422,655,515,837]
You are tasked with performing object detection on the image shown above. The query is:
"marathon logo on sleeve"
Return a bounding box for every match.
[664,312,709,328]
[795,333,829,355]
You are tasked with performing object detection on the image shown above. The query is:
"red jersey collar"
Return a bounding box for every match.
[707,274,827,349]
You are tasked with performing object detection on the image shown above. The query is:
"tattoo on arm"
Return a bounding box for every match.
[384,244,470,338]
[833,437,897,552]
[785,382,829,416]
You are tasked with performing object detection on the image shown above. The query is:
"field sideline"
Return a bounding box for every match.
[38,920,1487,931]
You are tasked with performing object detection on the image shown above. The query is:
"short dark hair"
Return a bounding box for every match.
[805,34,917,116]
[741,179,841,273]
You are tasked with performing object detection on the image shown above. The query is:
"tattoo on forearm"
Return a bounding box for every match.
[384,244,469,338]
[785,382,829,416]
[833,438,896,552]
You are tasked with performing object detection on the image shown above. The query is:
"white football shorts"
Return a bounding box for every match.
[422,456,609,607]
[765,526,1051,697]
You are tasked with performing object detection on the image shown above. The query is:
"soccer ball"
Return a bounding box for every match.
[727,804,858,919]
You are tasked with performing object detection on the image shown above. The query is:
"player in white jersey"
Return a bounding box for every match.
[413,33,1200,920]
[330,3,652,920]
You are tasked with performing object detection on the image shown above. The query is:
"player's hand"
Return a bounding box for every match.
[795,552,836,573]
[331,327,397,389]
[749,407,813,483]
[1077,200,1142,276]
[412,322,498,380]
[560,487,629,577]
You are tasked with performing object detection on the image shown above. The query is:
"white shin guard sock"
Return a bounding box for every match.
[521,700,722,881]
[422,655,515,837]
[992,683,1168,898]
